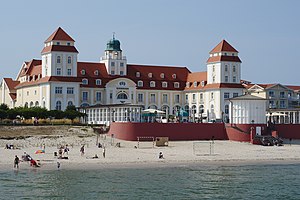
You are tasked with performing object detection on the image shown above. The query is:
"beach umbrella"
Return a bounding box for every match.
[142,109,165,114]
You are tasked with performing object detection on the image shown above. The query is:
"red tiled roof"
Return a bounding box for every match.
[184,72,207,90]
[285,85,300,92]
[41,45,78,54]
[9,93,16,100]
[204,83,245,89]
[207,56,242,63]
[209,40,238,53]
[45,27,75,42]
[3,78,20,90]
[20,59,42,76]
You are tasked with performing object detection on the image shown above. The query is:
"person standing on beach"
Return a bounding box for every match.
[14,155,19,168]
[102,147,106,158]
[80,145,85,156]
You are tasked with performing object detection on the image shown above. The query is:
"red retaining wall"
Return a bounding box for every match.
[275,124,300,139]
[108,122,227,141]
[225,124,267,142]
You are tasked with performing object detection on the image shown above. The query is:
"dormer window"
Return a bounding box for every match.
[162,82,168,88]
[82,78,88,85]
[160,73,165,78]
[119,81,126,86]
[136,72,140,77]
[138,80,143,87]
[201,81,205,87]
[224,52,227,56]
[186,82,190,88]
[56,42,60,45]
[232,53,234,56]
[96,79,102,85]
[94,70,99,76]
[174,82,180,88]
[81,69,86,75]
[67,42,71,46]
[193,81,198,87]
[150,81,155,87]
[148,73,153,78]
[67,56,72,64]
[57,56,61,64]
[172,74,176,79]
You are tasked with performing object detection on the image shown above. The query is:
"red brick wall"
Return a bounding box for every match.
[275,124,300,139]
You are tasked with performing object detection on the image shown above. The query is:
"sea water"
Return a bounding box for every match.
[0,164,300,200]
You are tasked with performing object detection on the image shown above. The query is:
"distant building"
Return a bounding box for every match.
[1,27,300,124]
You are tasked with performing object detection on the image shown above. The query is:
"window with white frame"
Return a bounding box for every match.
[174,82,180,88]
[201,81,205,87]
[148,73,152,78]
[111,62,115,67]
[67,68,72,76]
[192,94,196,102]
[269,100,275,108]
[233,76,236,83]
[57,56,61,64]
[94,70,99,76]
[225,76,228,82]
[163,94,168,103]
[172,74,176,79]
[136,72,140,77]
[67,56,72,64]
[280,100,286,108]
[82,79,88,85]
[138,93,143,102]
[56,101,62,110]
[68,101,73,106]
[269,91,275,97]
[120,71,124,75]
[280,91,285,98]
[193,81,197,87]
[212,76,215,83]
[185,94,188,103]
[67,87,74,94]
[186,82,190,88]
[55,87,63,94]
[137,80,143,87]
[224,92,230,99]
[56,68,61,75]
[96,79,102,85]
[150,94,156,103]
[211,92,214,99]
[120,62,124,67]
[175,94,180,103]
[225,65,228,72]
[233,66,236,73]
[67,42,71,46]
[225,105,229,114]
[82,91,88,101]
[56,42,60,45]
[162,82,168,88]
[233,93,239,97]
[212,65,215,72]
[150,81,155,87]
[119,81,126,86]
[200,93,203,100]
[160,73,165,78]
[111,70,115,75]
[81,69,85,75]
[117,93,128,99]
[96,92,101,102]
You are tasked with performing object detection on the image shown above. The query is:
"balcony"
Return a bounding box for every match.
[100,56,127,60]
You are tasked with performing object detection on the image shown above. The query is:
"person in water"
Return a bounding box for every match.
[14,155,19,168]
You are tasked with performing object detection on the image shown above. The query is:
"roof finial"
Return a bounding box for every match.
[112,32,115,40]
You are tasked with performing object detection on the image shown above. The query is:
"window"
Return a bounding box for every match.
[201,81,205,87]
[110,93,113,99]
[81,69,85,75]
[175,94,180,103]
[211,92,214,99]
[224,53,227,56]
[162,82,168,88]
[233,66,236,73]
[82,92,88,101]
[117,93,128,99]
[212,66,215,72]
[163,94,168,103]
[56,42,60,45]
[225,105,229,114]
[174,82,180,88]
[269,91,275,97]
[224,92,230,99]
[138,81,143,87]
[160,73,165,78]
[94,70,99,75]
[186,82,190,88]
[34,90,37,95]
[138,93,143,102]
[233,93,239,97]
[150,81,155,87]
[200,93,203,100]
[56,101,62,110]
[119,81,126,86]
[67,42,71,46]
[193,81,197,87]
[225,65,228,72]
[68,101,73,106]
[280,100,286,108]
[67,68,72,76]
[212,76,215,83]
[233,76,236,83]
[55,87,63,94]
[136,72,140,77]
[192,94,196,102]
[96,79,102,85]
[67,87,74,94]
[57,56,61,64]
[185,94,188,103]
[82,79,88,85]
[96,92,101,102]
[120,62,124,67]
[56,68,61,75]
[150,94,155,103]
[111,70,115,75]
[120,71,124,75]
[67,56,72,64]
[269,100,275,108]
[148,73,152,78]
[172,74,176,79]
[280,92,285,98]
[111,62,115,67]
[225,76,228,82]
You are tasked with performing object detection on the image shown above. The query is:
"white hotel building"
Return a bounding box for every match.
[1,27,300,124]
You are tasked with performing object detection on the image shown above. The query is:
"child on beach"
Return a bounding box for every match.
[80,145,85,156]
[102,148,106,158]
[14,155,19,168]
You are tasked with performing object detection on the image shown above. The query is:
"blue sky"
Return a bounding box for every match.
[1,0,299,85]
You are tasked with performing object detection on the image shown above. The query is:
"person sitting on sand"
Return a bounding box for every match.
[30,159,40,167]
[159,152,164,159]
[92,154,99,159]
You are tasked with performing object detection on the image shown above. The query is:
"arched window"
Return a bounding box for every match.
[68,101,73,106]
[137,80,143,87]
[117,93,128,99]
[67,56,72,64]
[150,81,155,87]
[96,79,102,85]
[81,69,86,75]
[24,102,28,108]
[136,72,140,77]
[82,78,88,85]
[94,70,99,75]
[119,81,126,86]
[57,56,61,64]
[148,105,157,109]
[56,101,62,110]
[30,101,34,108]
[173,105,181,115]
[35,101,39,107]
[148,73,152,78]
[172,74,177,79]
[162,82,168,88]
[81,103,89,107]
[161,105,169,115]
[160,73,165,78]
[191,105,197,114]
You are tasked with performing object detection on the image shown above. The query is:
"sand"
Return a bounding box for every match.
[1,130,300,171]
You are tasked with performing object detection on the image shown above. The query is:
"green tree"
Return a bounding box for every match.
[0,103,9,111]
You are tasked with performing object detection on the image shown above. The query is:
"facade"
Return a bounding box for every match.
[1,27,300,125]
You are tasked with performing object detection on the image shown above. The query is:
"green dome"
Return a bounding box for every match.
[106,36,122,51]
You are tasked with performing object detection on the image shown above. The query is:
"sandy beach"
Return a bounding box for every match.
[1,126,300,171]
